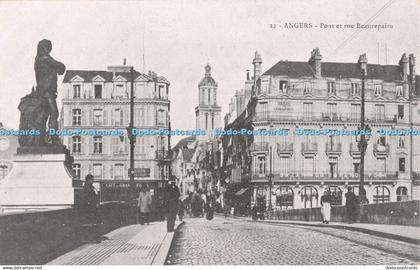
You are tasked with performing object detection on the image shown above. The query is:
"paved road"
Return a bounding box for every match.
[166,217,420,265]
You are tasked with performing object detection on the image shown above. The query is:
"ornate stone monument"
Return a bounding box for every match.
[0,40,82,213]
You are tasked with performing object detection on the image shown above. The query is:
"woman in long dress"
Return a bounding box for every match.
[320,190,332,224]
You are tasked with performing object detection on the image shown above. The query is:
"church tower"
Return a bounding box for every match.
[195,64,222,141]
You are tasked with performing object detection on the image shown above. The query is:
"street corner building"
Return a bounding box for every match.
[221,49,420,211]
[59,65,171,200]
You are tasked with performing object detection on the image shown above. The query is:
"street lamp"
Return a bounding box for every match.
[267,146,273,211]
[357,53,370,204]
[109,63,135,204]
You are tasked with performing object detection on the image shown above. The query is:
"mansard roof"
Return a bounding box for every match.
[263,61,403,82]
[63,70,169,84]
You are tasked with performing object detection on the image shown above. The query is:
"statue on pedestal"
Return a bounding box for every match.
[18,39,66,148]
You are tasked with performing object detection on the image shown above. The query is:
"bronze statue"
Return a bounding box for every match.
[18,39,65,147]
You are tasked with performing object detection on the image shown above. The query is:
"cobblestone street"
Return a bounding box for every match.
[166,217,420,265]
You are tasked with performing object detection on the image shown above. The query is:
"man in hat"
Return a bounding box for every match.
[164,181,180,232]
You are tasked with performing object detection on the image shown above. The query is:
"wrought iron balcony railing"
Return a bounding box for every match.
[373,144,390,154]
[277,143,294,154]
[250,142,269,152]
[301,142,318,153]
[254,111,399,124]
[325,142,342,153]
[250,170,398,181]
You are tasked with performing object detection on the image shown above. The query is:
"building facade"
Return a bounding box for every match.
[60,66,171,199]
[172,64,222,198]
[222,49,417,210]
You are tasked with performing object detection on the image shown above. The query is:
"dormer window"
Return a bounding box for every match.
[73,85,81,98]
[374,84,383,96]
[304,82,311,93]
[327,82,336,94]
[279,80,288,93]
[115,84,125,98]
[396,85,404,96]
[351,83,359,95]
[94,85,102,99]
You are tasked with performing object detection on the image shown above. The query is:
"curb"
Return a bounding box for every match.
[215,214,420,245]
[151,221,184,265]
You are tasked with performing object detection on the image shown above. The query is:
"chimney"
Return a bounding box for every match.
[399,53,408,82]
[358,53,368,76]
[409,54,416,83]
[309,48,322,78]
[123,57,127,65]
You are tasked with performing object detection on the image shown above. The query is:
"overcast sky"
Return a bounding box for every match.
[0,0,418,143]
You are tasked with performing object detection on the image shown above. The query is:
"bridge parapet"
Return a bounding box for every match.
[268,200,420,226]
[0,202,137,264]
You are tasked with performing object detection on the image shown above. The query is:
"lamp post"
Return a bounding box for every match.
[357,54,370,204]
[124,66,135,202]
[267,146,273,211]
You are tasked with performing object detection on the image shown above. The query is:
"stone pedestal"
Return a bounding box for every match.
[0,147,82,213]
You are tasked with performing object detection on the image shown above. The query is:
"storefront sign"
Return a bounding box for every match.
[274,101,293,112]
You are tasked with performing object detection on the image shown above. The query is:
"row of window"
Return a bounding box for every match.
[72,163,151,179]
[71,108,168,126]
[254,156,407,176]
[256,185,408,209]
[72,163,170,180]
[71,135,167,155]
[258,102,406,121]
[72,83,168,99]
[277,81,404,97]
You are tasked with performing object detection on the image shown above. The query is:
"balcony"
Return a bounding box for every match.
[325,142,342,155]
[250,142,269,152]
[301,142,318,155]
[250,170,398,181]
[155,150,170,160]
[277,143,294,155]
[254,111,398,124]
[373,144,390,157]
[349,143,360,156]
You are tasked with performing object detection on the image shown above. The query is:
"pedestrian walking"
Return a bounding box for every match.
[178,199,185,221]
[164,181,180,232]
[345,187,357,223]
[320,190,332,224]
[82,174,99,225]
[138,185,152,225]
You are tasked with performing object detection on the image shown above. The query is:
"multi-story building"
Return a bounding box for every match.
[172,64,222,197]
[222,49,418,210]
[60,65,171,199]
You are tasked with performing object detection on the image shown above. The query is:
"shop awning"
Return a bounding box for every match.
[235,188,249,196]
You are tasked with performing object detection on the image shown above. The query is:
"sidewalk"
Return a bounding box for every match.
[217,214,420,245]
[47,221,182,265]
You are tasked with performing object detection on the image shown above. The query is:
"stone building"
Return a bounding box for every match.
[172,64,222,198]
[60,65,171,198]
[222,49,418,210]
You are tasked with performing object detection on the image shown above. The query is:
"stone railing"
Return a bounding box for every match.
[0,202,137,265]
[268,200,420,226]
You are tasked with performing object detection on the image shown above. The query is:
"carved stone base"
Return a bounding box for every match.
[0,151,82,213]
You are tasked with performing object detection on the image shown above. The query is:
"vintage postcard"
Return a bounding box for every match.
[0,0,419,268]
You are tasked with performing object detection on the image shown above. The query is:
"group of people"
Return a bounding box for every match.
[320,187,366,224]
[137,181,181,232]
[180,190,217,220]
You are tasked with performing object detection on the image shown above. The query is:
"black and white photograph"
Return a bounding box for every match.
[0,0,419,268]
